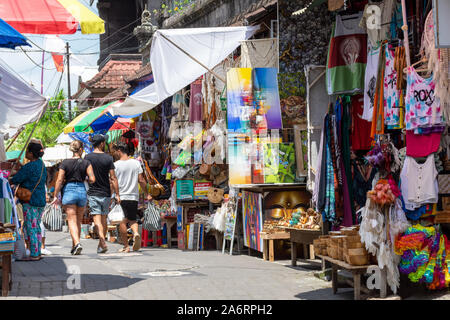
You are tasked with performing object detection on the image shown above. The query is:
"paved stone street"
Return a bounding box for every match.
[1,231,449,300]
[1,230,355,300]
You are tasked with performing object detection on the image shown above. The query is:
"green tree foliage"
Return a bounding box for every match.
[153,0,195,16]
[7,90,72,152]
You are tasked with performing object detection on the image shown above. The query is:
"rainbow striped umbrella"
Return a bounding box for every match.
[63,101,117,134]
[1,0,105,35]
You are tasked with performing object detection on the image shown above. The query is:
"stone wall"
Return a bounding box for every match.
[278,0,332,99]
[162,0,267,28]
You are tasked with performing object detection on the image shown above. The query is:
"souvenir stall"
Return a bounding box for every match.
[0,55,47,295]
[158,57,322,254]
[106,26,263,251]
[163,71,232,251]
[309,0,450,299]
[224,62,323,260]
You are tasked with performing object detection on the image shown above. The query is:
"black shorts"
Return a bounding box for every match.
[120,200,138,221]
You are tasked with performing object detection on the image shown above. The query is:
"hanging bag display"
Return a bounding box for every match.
[142,159,165,197]
[208,187,224,204]
[42,203,63,231]
[142,201,162,231]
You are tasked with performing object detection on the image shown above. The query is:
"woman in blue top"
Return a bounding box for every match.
[10,142,47,261]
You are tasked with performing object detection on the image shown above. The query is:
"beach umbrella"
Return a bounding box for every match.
[1,0,105,35]
[63,101,117,134]
[108,118,133,131]
[63,101,139,134]
[0,18,30,49]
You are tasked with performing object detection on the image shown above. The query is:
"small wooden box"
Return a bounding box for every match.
[442,197,450,211]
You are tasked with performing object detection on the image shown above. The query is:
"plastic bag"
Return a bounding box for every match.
[14,230,27,260]
[108,204,124,223]
[172,166,189,179]
[212,206,226,232]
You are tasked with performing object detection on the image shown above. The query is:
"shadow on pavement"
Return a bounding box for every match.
[294,287,354,300]
[10,255,144,297]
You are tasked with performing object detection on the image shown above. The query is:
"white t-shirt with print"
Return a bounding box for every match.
[114,159,143,201]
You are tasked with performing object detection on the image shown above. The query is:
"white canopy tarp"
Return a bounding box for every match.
[56,132,74,144]
[0,61,47,136]
[42,144,72,167]
[111,26,259,116]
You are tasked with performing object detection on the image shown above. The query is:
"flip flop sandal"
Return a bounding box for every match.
[133,234,141,252]
[118,247,130,253]
[22,256,41,261]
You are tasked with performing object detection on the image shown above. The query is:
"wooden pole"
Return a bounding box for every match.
[401,0,411,66]
[17,103,49,162]
[66,42,72,121]
[5,127,25,152]
[40,51,45,95]
[159,33,227,84]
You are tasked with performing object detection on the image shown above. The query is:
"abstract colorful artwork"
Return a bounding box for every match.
[242,191,263,252]
[228,132,252,185]
[252,68,283,130]
[227,68,283,132]
[227,68,284,186]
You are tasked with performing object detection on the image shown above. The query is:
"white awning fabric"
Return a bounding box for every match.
[42,144,72,167]
[112,26,259,116]
[0,61,47,136]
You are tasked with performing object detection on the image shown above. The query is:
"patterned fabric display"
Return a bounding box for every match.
[384,45,401,128]
[405,66,444,132]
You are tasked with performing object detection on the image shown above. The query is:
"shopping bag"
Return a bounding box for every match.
[42,203,63,231]
[142,202,162,231]
[14,230,27,260]
[108,203,124,223]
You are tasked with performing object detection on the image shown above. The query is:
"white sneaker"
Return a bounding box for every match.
[41,248,52,255]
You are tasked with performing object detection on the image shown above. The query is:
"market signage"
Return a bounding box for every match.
[194,181,212,200]
[176,180,194,201]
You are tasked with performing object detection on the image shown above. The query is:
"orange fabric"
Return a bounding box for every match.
[370,44,386,139]
[51,54,64,72]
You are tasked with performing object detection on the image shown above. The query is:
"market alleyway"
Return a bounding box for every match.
[1,231,449,300]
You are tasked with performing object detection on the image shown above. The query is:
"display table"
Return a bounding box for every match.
[260,231,290,262]
[284,227,321,265]
[0,252,12,297]
[316,254,387,300]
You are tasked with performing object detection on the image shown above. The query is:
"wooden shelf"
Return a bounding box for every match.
[234,183,307,193]
[316,254,372,270]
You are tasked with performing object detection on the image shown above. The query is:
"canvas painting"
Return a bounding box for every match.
[242,191,263,252]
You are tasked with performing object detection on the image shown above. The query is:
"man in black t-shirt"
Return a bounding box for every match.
[85,134,120,254]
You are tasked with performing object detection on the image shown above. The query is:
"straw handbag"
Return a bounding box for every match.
[208,187,224,204]
[142,159,165,197]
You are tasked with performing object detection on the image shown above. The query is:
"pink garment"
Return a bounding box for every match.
[189,80,203,122]
[406,130,442,157]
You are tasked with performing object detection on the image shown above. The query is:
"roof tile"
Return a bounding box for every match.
[85,60,142,90]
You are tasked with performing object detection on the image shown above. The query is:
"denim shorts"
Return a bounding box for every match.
[88,195,111,215]
[62,182,87,207]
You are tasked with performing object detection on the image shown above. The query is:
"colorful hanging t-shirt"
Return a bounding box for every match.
[405,66,443,131]
[384,45,401,128]
[351,95,372,150]
[363,45,380,121]
[327,12,368,95]
[406,129,443,157]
